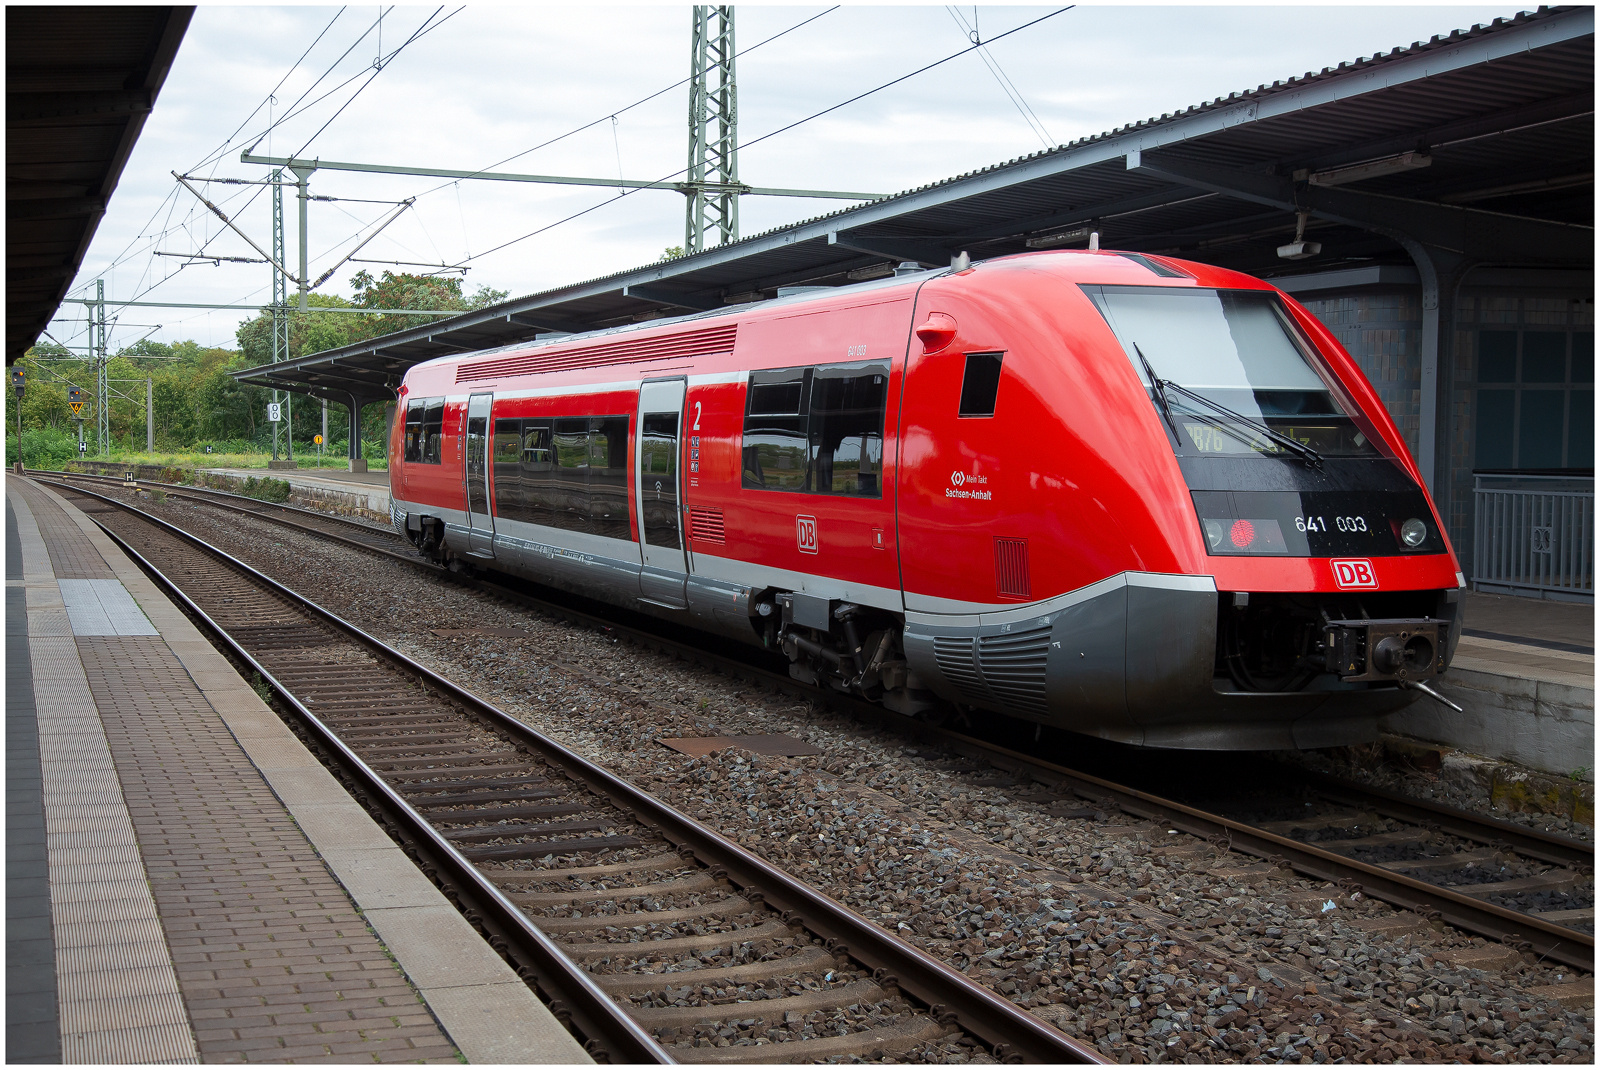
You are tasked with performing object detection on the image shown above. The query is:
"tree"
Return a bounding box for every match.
[347,269,507,339]
[236,293,362,364]
[119,338,173,360]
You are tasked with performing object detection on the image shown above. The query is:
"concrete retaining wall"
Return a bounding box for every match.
[1382,666,1594,780]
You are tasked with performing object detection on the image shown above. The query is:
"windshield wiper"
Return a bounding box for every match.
[1134,346,1324,467]
[1133,344,1181,443]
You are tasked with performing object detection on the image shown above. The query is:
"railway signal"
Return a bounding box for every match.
[10,366,23,398]
[68,387,84,417]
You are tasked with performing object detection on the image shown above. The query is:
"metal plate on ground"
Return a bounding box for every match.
[57,578,158,636]
[658,733,824,757]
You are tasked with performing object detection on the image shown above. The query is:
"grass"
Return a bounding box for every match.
[32,447,387,472]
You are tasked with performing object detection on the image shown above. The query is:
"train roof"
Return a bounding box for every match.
[397,248,1287,389]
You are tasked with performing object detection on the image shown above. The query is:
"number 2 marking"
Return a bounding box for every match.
[693,401,702,431]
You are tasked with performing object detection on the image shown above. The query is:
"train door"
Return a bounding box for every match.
[636,379,688,608]
[464,393,494,556]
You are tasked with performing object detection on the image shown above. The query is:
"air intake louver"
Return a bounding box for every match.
[456,323,737,383]
[932,636,988,705]
[689,509,726,544]
[995,537,1030,599]
[977,626,1051,715]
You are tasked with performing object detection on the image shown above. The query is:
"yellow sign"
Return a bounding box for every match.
[69,401,84,416]
[313,434,323,445]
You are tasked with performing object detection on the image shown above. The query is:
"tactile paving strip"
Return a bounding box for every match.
[7,495,62,1064]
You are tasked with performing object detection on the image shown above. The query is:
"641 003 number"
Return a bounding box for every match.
[1296,515,1369,533]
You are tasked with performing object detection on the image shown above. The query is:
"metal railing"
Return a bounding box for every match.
[1472,473,1594,600]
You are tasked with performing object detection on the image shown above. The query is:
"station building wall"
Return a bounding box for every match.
[1292,271,1593,579]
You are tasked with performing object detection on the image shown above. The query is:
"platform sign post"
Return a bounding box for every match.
[10,366,23,470]
[314,433,323,462]
[68,387,86,460]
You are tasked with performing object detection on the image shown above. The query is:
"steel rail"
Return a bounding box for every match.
[44,474,1594,970]
[1299,769,1593,870]
[49,479,1104,1065]
[65,497,672,1064]
[36,467,403,541]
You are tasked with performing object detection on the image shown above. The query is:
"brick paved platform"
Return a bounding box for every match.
[5,475,589,1065]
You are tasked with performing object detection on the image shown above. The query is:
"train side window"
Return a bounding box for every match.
[551,419,589,524]
[521,423,552,468]
[640,413,681,550]
[959,352,1004,417]
[588,416,631,540]
[809,363,888,497]
[421,399,445,464]
[492,418,522,519]
[742,368,810,491]
[518,422,553,525]
[403,400,427,462]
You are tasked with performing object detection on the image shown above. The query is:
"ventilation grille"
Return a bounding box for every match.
[689,509,726,544]
[932,636,987,705]
[978,626,1052,715]
[995,537,1031,599]
[456,323,737,383]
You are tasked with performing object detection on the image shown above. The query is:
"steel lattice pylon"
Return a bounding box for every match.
[94,278,109,456]
[685,6,737,254]
[272,169,292,458]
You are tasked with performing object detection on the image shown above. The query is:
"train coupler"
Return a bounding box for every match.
[1322,617,1445,683]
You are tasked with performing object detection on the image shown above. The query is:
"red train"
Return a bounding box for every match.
[389,250,1464,750]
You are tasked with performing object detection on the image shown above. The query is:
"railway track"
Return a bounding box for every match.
[38,468,410,558]
[46,478,1101,1065]
[41,470,1594,971]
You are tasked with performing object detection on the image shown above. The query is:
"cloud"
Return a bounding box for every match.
[59,4,1517,352]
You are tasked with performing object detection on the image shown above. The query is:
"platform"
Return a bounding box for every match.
[1383,589,1594,779]
[5,475,587,1064]
[198,466,391,518]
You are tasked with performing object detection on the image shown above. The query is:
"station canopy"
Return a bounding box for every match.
[234,6,1593,407]
[7,6,194,364]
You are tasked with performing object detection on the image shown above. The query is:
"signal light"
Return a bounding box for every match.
[1201,516,1288,555]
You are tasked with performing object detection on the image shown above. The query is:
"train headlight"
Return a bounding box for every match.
[1400,517,1427,548]
[1204,519,1225,550]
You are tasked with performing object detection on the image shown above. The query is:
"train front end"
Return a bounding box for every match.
[899,252,1463,751]
[1080,265,1463,748]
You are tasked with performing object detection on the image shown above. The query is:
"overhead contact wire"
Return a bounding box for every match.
[463,6,1074,264]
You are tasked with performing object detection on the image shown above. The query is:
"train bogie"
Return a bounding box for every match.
[389,250,1463,750]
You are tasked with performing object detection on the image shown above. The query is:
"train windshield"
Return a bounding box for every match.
[1084,286,1378,458]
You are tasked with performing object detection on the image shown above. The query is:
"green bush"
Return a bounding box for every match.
[240,476,291,503]
[6,426,82,469]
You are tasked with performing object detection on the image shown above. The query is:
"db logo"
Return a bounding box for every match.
[796,515,818,554]
[1332,559,1378,589]
[951,470,966,487]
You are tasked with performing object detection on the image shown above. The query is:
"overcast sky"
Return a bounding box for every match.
[52,3,1520,356]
